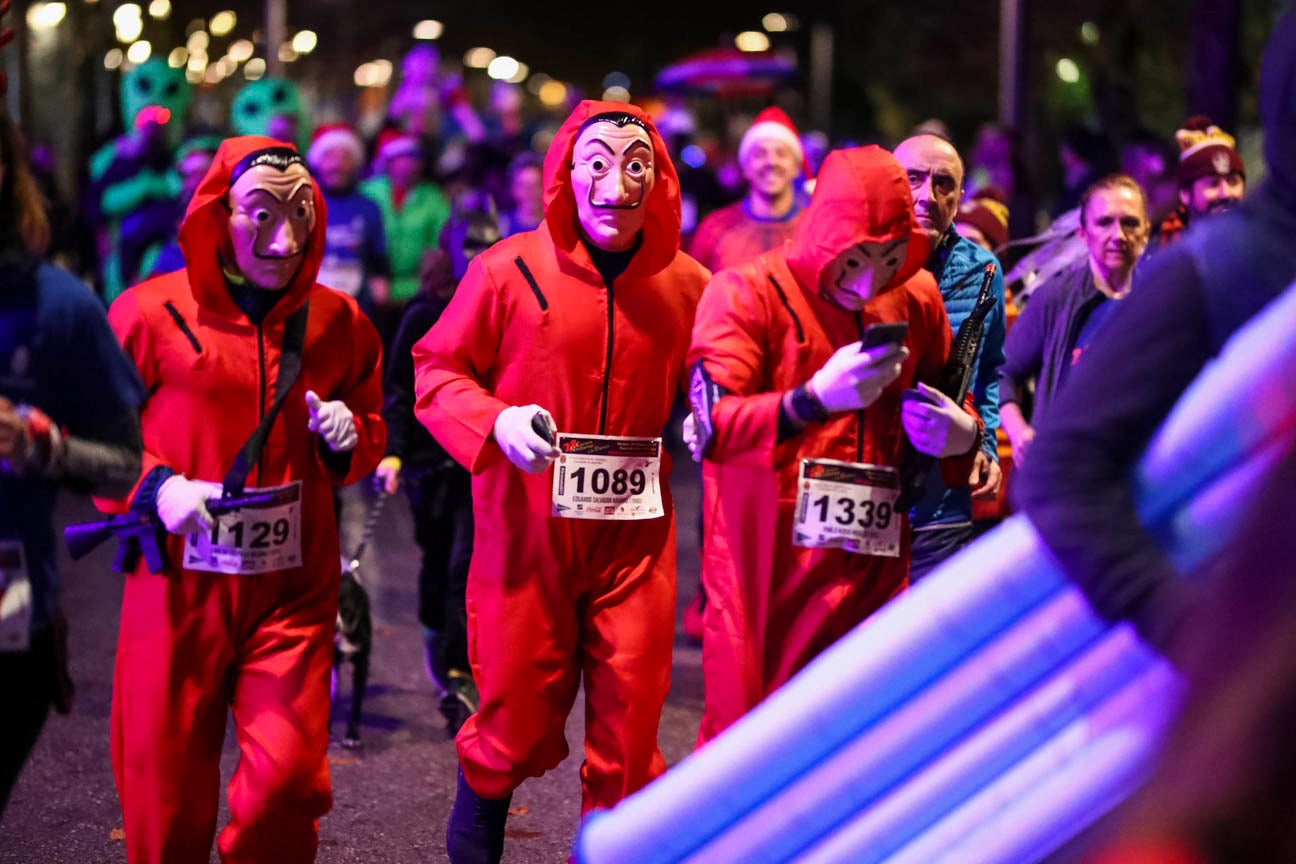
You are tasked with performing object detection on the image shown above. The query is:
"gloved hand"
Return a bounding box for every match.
[493,405,560,473]
[901,382,979,458]
[682,413,700,463]
[306,390,358,452]
[156,474,223,536]
[376,456,402,495]
[809,342,908,414]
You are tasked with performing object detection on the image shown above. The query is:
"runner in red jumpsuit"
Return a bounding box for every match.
[687,146,982,745]
[413,101,708,863]
[103,136,385,863]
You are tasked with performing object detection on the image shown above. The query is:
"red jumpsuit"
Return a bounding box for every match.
[104,136,385,863]
[689,147,980,745]
[689,199,802,273]
[413,101,708,812]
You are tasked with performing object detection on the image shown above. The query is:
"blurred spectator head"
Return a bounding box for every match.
[508,151,544,218]
[1122,129,1179,223]
[401,44,441,87]
[175,129,224,207]
[373,128,424,188]
[307,123,365,193]
[894,133,965,246]
[1175,116,1246,220]
[1078,174,1149,283]
[439,190,501,280]
[231,78,306,148]
[954,187,1010,252]
[0,108,49,256]
[738,107,804,202]
[491,81,524,118]
[1060,125,1115,190]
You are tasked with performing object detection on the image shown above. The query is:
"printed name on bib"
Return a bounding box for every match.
[793,458,902,557]
[183,482,304,575]
[551,434,664,520]
[0,540,32,652]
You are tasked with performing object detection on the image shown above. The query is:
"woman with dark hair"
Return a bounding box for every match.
[0,106,145,815]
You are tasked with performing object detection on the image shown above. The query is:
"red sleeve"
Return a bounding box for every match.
[412,255,511,473]
[95,289,164,513]
[317,300,386,484]
[687,269,785,467]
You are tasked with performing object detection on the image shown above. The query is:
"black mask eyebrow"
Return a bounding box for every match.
[578,111,650,135]
[230,147,307,187]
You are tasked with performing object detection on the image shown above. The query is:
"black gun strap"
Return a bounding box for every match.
[222,301,310,498]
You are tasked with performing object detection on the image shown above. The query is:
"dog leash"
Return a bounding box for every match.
[347,489,391,576]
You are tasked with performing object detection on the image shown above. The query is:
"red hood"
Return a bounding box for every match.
[542,100,682,278]
[785,145,930,295]
[178,135,329,322]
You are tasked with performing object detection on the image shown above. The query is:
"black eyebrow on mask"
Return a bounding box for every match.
[622,139,652,156]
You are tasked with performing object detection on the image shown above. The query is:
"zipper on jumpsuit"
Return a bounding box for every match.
[598,276,614,436]
[255,323,266,487]
[854,312,865,463]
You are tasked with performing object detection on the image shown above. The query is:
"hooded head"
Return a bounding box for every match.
[1261,10,1296,208]
[542,100,682,274]
[785,146,930,310]
[179,136,328,317]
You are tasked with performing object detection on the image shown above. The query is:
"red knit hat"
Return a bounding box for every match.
[1175,115,1245,189]
[374,128,422,167]
[307,122,365,167]
[738,107,805,172]
[955,187,1010,251]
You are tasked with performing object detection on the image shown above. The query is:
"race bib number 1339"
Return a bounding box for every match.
[793,458,902,557]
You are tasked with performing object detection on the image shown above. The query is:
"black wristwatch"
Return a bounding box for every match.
[789,382,830,424]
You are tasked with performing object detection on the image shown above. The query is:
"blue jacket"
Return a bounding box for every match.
[910,229,1006,528]
[0,258,144,634]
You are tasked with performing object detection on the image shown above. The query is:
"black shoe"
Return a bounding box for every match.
[446,766,510,864]
[440,670,479,738]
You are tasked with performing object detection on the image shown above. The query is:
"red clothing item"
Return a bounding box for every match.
[689,146,980,744]
[413,101,709,811]
[688,199,801,273]
[104,136,385,863]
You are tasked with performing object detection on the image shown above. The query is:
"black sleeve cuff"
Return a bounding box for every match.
[130,465,176,517]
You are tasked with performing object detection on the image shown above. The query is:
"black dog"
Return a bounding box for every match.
[332,560,372,749]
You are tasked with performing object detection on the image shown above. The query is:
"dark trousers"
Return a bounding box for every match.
[908,522,976,583]
[408,467,473,673]
[0,628,57,817]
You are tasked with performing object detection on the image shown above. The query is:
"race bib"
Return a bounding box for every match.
[793,458,902,557]
[183,482,303,575]
[0,540,32,652]
[551,434,664,520]
[318,257,363,297]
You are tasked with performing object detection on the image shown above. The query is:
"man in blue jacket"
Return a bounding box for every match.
[893,134,1006,579]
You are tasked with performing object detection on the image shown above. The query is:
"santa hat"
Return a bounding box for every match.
[1175,115,1245,189]
[738,107,805,171]
[374,128,422,167]
[307,122,365,167]
[955,187,1010,251]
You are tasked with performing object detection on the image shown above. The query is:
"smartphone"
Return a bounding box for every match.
[859,321,909,352]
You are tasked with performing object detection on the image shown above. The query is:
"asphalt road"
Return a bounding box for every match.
[1,437,706,864]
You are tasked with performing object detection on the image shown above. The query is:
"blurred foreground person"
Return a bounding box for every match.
[0,106,144,817]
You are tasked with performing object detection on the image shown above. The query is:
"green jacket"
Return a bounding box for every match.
[359,175,450,303]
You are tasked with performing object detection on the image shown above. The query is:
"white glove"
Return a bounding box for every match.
[493,405,560,473]
[809,341,908,414]
[901,382,979,458]
[306,390,358,452]
[682,412,701,463]
[156,474,223,536]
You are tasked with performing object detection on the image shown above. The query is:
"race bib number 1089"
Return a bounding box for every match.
[793,458,902,557]
[551,434,663,520]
